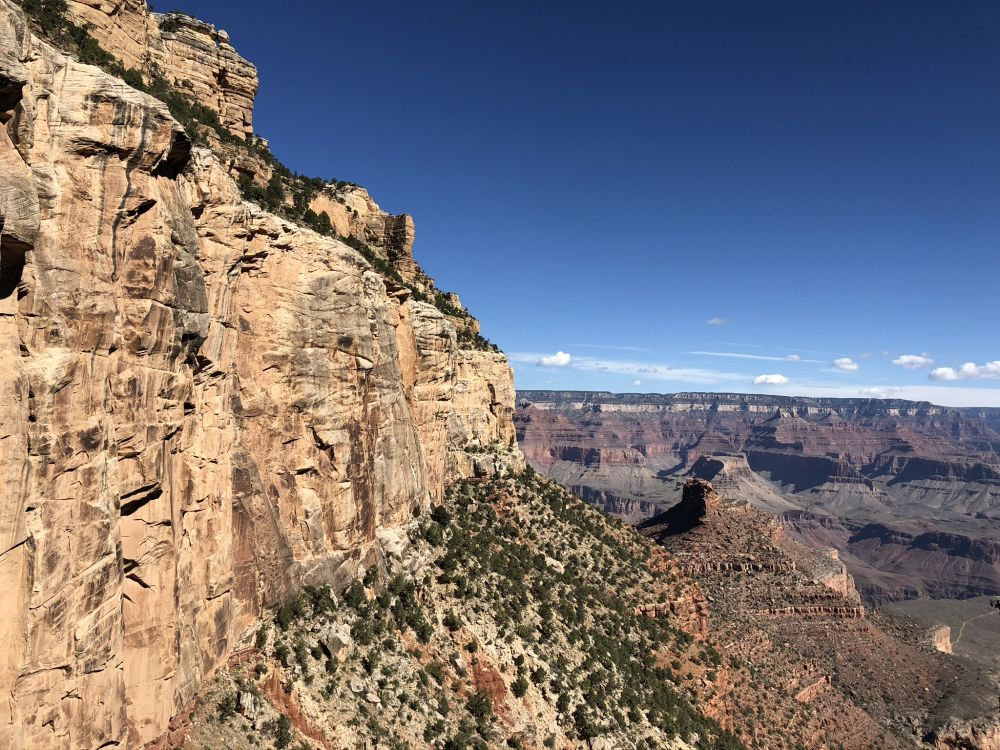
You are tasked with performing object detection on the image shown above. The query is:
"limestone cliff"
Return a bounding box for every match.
[0,2,519,747]
[66,1,258,136]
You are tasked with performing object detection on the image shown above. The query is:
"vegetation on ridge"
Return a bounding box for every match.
[16,0,500,353]
[181,468,745,749]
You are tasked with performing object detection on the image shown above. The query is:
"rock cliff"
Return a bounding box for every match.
[642,479,1000,750]
[0,2,519,747]
[66,1,258,136]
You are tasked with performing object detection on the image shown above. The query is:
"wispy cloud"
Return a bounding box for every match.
[758,383,1000,408]
[632,379,642,386]
[892,354,934,369]
[688,351,822,363]
[575,359,746,385]
[753,373,789,385]
[833,357,860,371]
[859,387,902,398]
[511,352,747,385]
[929,361,1000,381]
[705,317,728,326]
[570,343,652,352]
[537,351,573,367]
[781,347,843,356]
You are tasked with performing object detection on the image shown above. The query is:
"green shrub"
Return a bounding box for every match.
[512,675,529,698]
[272,714,293,749]
[430,505,452,526]
[466,691,492,721]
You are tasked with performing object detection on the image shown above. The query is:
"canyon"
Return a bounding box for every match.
[516,390,1000,604]
[3,1,999,748]
[642,479,1000,750]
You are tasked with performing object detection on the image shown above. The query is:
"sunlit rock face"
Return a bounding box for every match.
[66,0,259,137]
[0,2,519,746]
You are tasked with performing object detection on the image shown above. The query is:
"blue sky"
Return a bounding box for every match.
[170,0,1000,406]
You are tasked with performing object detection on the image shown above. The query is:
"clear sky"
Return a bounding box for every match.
[169,0,1000,406]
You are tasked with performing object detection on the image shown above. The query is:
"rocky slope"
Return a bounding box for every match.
[516,391,1000,603]
[174,472,1000,750]
[642,479,1000,750]
[0,2,518,747]
[172,471,746,750]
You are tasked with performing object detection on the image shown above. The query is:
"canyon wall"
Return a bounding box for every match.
[642,479,1000,750]
[0,2,519,747]
[517,390,1000,603]
[66,1,258,136]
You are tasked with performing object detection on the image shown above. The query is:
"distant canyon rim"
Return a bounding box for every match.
[515,390,1000,606]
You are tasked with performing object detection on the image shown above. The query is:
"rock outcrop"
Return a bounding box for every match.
[0,2,519,747]
[65,1,259,136]
[643,479,1000,750]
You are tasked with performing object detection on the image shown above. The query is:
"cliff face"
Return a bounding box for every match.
[0,3,519,747]
[66,0,258,136]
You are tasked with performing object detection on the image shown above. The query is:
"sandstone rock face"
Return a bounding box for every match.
[0,3,518,747]
[66,0,151,68]
[309,186,421,281]
[65,0,259,137]
[150,13,259,137]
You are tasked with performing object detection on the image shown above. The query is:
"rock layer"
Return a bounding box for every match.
[643,479,1000,750]
[516,390,1000,602]
[65,0,259,136]
[0,3,519,747]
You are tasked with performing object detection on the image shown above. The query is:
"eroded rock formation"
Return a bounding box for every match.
[516,390,1000,602]
[643,479,1000,750]
[0,2,519,747]
[65,0,259,136]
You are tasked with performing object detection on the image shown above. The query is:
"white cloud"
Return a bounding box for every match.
[537,351,573,368]
[575,359,745,385]
[929,361,1000,381]
[705,317,728,326]
[833,357,859,371]
[787,354,801,362]
[572,343,651,352]
[632,379,642,386]
[892,354,934,369]
[509,352,747,385]
[756,383,1000,408]
[754,373,789,385]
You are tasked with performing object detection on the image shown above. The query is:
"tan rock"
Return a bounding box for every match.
[150,13,258,137]
[0,2,520,747]
[64,1,259,137]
